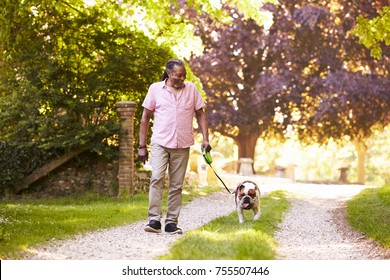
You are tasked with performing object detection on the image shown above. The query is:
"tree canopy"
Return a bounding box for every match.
[281,0,390,145]
[0,0,274,152]
[187,0,389,179]
[0,0,388,188]
[0,0,274,190]
[189,5,295,160]
[353,4,390,58]
[0,0,174,191]
[189,0,389,140]
[0,0,173,151]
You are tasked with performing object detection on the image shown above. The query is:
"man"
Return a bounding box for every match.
[138,58,211,234]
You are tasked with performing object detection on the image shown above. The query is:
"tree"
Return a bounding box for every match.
[188,0,389,182]
[0,0,275,152]
[277,0,390,184]
[0,0,173,152]
[187,2,335,172]
[0,0,275,191]
[190,11,259,160]
[0,0,174,192]
[306,72,389,183]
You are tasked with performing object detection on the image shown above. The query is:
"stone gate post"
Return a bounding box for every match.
[116,101,137,197]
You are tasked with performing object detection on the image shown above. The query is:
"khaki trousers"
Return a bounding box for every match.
[148,143,190,225]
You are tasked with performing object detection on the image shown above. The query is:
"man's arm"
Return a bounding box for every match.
[138,108,153,163]
[195,107,211,151]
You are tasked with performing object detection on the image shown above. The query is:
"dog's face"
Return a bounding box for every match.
[235,180,261,223]
[235,181,259,210]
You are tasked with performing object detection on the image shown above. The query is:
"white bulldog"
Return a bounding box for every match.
[234,180,261,223]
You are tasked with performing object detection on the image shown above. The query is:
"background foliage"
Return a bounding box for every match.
[187,0,389,182]
[353,5,390,58]
[0,0,389,195]
[189,0,389,151]
[0,0,173,193]
[0,141,59,196]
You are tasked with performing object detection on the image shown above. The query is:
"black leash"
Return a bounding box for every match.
[205,161,233,194]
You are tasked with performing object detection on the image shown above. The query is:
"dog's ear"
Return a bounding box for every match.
[254,184,260,195]
[234,185,240,206]
[235,183,243,205]
[248,188,257,198]
[236,183,245,195]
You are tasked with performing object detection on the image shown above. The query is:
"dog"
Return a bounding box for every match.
[234,180,261,223]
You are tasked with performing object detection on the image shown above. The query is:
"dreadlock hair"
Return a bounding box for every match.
[161,58,185,81]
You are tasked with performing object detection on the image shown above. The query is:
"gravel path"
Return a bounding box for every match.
[24,177,389,260]
[24,191,234,260]
[275,197,389,259]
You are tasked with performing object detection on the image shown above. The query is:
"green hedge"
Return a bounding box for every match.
[0,141,60,196]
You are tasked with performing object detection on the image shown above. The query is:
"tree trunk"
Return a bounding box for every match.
[353,139,367,185]
[234,129,260,174]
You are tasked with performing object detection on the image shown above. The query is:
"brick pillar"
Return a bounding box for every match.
[116,101,137,197]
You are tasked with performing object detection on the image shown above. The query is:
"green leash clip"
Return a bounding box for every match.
[202,147,232,194]
[202,149,213,165]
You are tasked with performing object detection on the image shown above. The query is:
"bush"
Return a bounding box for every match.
[0,141,60,196]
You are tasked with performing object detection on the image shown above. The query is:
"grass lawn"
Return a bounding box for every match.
[3,183,386,261]
[0,186,219,259]
[158,190,290,260]
[347,184,390,248]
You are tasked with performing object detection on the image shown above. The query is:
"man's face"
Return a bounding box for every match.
[169,65,186,89]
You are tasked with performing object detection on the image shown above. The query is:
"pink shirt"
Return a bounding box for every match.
[142,81,205,149]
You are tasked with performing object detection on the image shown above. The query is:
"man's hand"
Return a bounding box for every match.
[201,143,212,152]
[138,148,149,164]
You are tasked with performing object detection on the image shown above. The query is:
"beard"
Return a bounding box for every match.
[172,80,184,89]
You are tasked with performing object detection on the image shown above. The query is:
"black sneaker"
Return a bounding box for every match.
[144,220,162,233]
[165,223,183,234]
